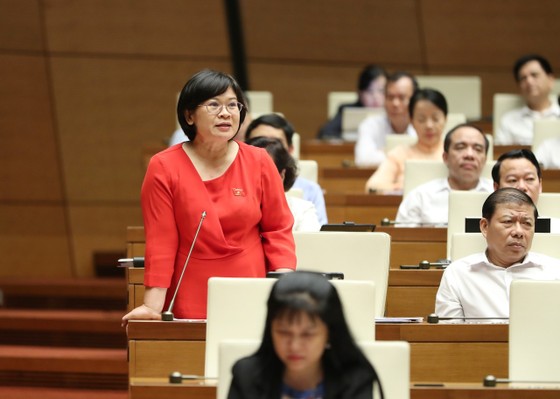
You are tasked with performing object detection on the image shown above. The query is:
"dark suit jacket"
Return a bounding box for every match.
[227,355,375,399]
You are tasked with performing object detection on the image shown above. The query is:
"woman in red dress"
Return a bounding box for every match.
[122,70,296,322]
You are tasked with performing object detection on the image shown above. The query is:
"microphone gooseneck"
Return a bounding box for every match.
[169,371,206,383]
[483,375,560,387]
[161,211,207,322]
[427,313,509,324]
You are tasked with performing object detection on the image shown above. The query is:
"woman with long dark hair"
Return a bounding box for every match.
[228,271,384,399]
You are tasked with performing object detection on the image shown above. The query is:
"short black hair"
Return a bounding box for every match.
[482,187,538,221]
[386,71,419,92]
[244,114,295,146]
[176,69,247,141]
[444,123,489,154]
[491,149,542,184]
[408,88,448,118]
[357,65,387,91]
[245,136,297,191]
[513,54,553,82]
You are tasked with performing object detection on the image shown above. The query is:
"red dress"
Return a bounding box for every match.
[142,142,296,319]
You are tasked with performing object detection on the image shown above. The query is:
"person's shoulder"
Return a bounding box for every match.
[477,178,494,192]
[501,106,526,120]
[293,176,321,191]
[232,354,260,374]
[446,253,486,272]
[527,251,560,266]
[150,143,185,164]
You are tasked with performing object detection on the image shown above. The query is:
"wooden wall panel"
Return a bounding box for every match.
[43,0,229,57]
[0,205,72,277]
[421,0,560,69]
[243,0,422,65]
[50,57,230,202]
[0,54,63,201]
[0,0,44,51]
[69,205,142,277]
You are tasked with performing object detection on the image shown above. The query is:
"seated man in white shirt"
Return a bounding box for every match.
[495,54,559,145]
[534,133,560,169]
[492,148,560,232]
[396,124,493,225]
[354,72,418,166]
[436,188,560,319]
[244,114,328,226]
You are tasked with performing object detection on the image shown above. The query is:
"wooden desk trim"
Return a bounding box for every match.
[129,378,560,399]
[128,320,508,343]
[388,270,444,286]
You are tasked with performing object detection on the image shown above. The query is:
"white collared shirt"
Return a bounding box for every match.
[495,102,560,145]
[436,251,560,318]
[535,136,560,169]
[354,114,417,167]
[395,177,494,225]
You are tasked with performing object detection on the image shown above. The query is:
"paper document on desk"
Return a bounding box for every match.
[375,317,423,323]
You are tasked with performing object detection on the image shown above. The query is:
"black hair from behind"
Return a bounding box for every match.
[245,136,297,191]
[245,113,295,146]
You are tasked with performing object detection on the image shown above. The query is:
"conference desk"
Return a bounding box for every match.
[325,193,401,224]
[129,378,560,399]
[127,320,509,383]
[126,226,446,317]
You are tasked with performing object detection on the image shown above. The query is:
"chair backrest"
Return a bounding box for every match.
[218,339,410,399]
[294,231,390,317]
[509,280,560,381]
[403,160,495,198]
[385,134,417,153]
[536,193,560,218]
[206,277,377,378]
[443,112,468,134]
[342,107,384,141]
[328,91,357,118]
[292,132,300,160]
[493,93,524,137]
[532,119,560,151]
[245,91,273,117]
[297,159,318,183]
[450,233,560,261]
[416,76,481,120]
[447,191,490,259]
[358,340,411,399]
[205,277,275,378]
[493,93,558,136]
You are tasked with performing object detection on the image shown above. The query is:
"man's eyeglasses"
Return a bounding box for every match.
[198,101,244,115]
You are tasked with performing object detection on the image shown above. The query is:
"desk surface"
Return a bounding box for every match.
[129,377,560,399]
[128,320,508,342]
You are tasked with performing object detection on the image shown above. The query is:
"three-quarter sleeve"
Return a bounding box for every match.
[258,152,297,271]
[141,156,179,288]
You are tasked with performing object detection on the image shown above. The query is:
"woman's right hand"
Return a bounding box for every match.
[121,304,162,327]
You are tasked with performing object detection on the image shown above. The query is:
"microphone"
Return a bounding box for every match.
[117,257,145,267]
[161,211,207,322]
[380,218,446,227]
[483,375,560,387]
[169,371,206,383]
[427,313,509,324]
[400,260,450,270]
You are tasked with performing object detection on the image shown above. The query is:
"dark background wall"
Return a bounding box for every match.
[1,0,558,277]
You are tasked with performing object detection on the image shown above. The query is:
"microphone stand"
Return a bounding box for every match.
[427,313,509,324]
[161,211,207,321]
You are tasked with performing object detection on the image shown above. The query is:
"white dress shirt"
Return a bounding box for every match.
[436,251,560,318]
[354,113,416,167]
[495,102,560,145]
[286,195,321,232]
[396,178,494,225]
[535,136,560,169]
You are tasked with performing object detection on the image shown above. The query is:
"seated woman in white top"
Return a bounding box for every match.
[365,88,448,194]
[247,136,321,232]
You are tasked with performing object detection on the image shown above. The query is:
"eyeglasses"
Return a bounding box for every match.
[198,101,244,115]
